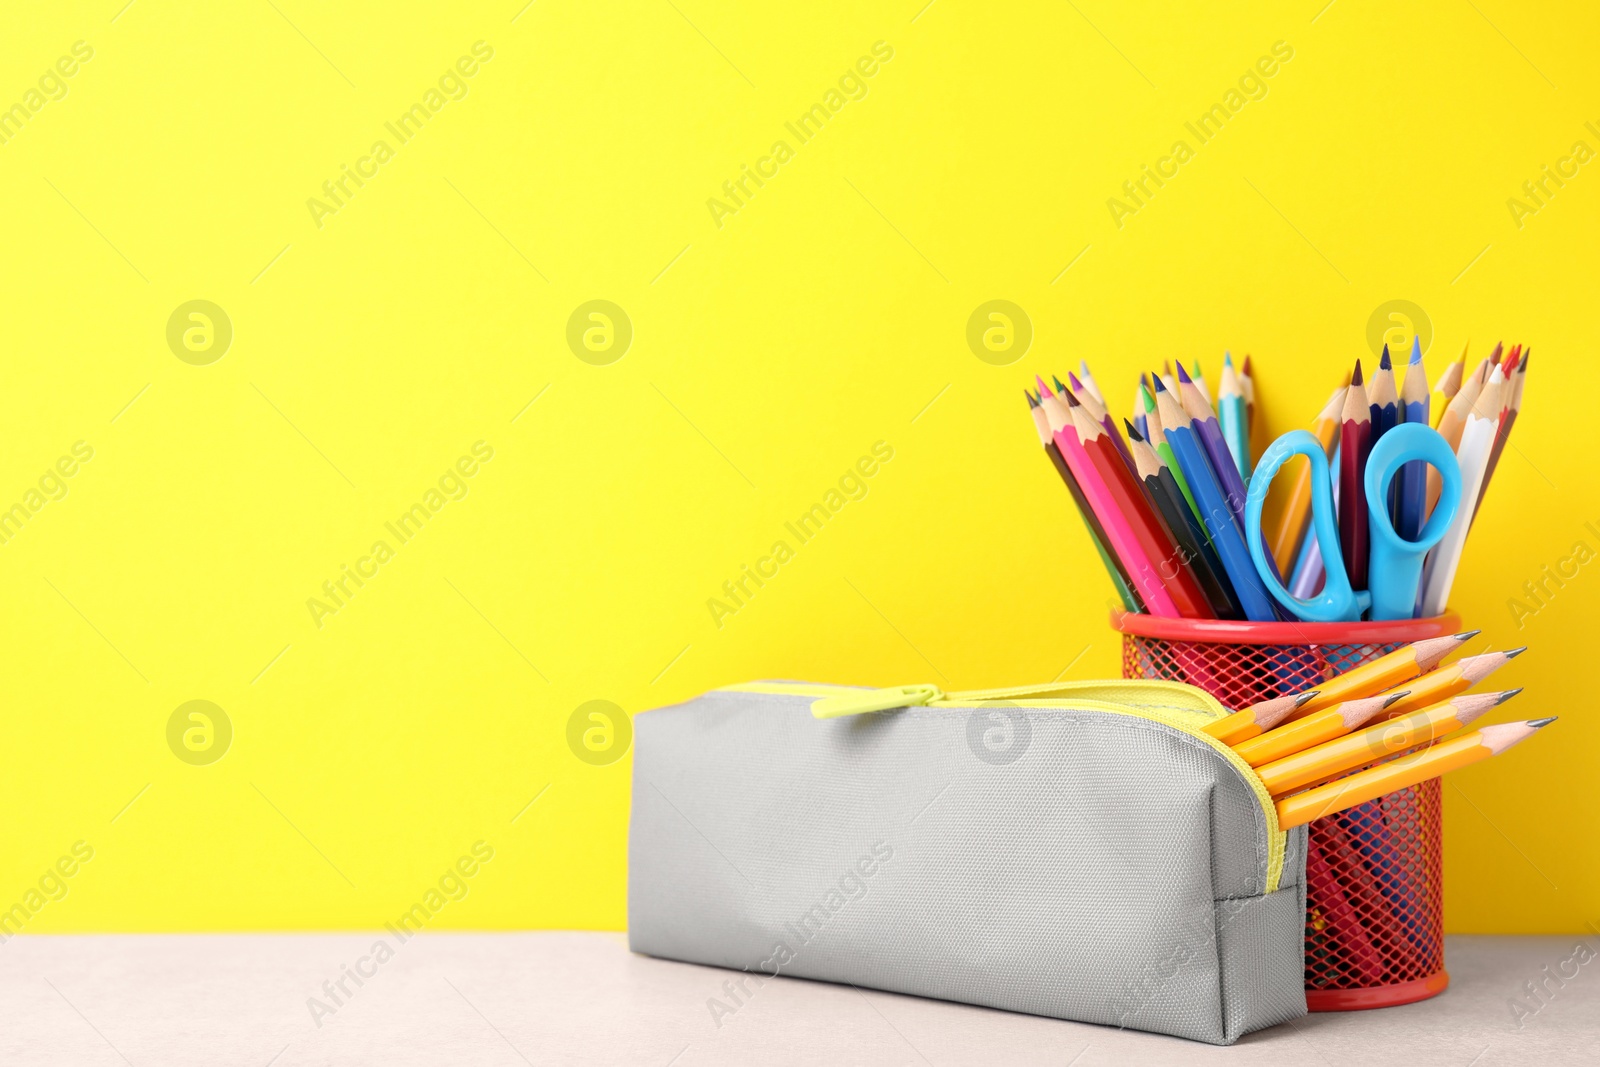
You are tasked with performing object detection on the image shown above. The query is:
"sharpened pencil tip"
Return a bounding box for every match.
[1242,354,1253,374]
[1124,418,1144,442]
[1067,371,1084,392]
[1035,375,1053,398]
[1528,717,1557,728]
[1410,336,1422,364]
[1380,344,1391,371]
[1079,359,1091,375]
[1495,688,1524,704]
[1152,375,1168,393]
[1025,389,1038,408]
[1064,390,1081,408]
[1351,359,1364,386]
[1293,690,1320,707]
[1176,362,1193,384]
[1453,629,1482,641]
[1504,646,1528,658]
[1381,691,1411,708]
[1223,351,1234,367]
[1053,375,1069,395]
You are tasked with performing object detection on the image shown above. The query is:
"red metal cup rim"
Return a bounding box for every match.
[1108,611,1462,646]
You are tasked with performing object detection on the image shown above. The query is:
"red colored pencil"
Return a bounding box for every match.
[1068,396,1214,618]
[1339,361,1372,589]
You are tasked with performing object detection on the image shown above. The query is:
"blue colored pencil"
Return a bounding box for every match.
[1153,380,1279,621]
[1175,362,1251,532]
[1395,337,1431,544]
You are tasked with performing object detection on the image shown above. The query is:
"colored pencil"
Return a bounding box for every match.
[1240,355,1256,434]
[1234,692,1410,767]
[1176,362,1250,532]
[1304,838,1386,983]
[1317,814,1420,975]
[1395,336,1431,540]
[1126,423,1241,620]
[1288,630,1477,716]
[1418,367,1505,617]
[1427,355,1486,516]
[1277,719,1555,830]
[1191,358,1211,405]
[1153,379,1280,621]
[1432,342,1467,421]
[1077,360,1106,406]
[1374,647,1524,715]
[1029,391,1141,611]
[1218,353,1251,480]
[1143,390,1201,521]
[1065,372,1135,471]
[1268,385,1344,573]
[1471,352,1527,523]
[1053,398,1183,616]
[1255,690,1515,796]
[1338,360,1373,590]
[1133,376,1152,441]
[1203,690,1320,745]
[1068,396,1214,618]
[1368,345,1400,450]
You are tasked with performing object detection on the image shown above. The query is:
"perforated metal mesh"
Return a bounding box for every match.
[1121,633,1445,1006]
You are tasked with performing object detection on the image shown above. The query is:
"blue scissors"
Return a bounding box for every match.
[1245,423,1462,622]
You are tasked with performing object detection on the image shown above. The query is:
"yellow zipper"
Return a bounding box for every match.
[717,679,1286,893]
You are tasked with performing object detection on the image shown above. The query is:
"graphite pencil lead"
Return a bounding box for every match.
[1504,646,1528,658]
[1453,629,1482,641]
[1495,688,1524,704]
[1380,691,1411,708]
[1294,690,1321,707]
[1528,717,1557,728]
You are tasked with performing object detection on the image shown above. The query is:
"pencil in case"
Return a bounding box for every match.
[628,678,1308,1045]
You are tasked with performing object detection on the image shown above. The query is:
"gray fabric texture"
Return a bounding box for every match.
[628,688,1308,1045]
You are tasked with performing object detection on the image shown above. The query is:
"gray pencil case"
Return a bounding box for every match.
[628,678,1308,1045]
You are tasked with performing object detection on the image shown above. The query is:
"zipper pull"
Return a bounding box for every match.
[811,684,941,719]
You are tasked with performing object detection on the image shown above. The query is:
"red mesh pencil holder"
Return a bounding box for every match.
[1111,611,1461,1011]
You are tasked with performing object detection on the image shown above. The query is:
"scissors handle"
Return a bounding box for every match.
[1364,424,1462,620]
[1246,430,1369,622]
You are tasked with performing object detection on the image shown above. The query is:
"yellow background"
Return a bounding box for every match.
[1,0,1594,935]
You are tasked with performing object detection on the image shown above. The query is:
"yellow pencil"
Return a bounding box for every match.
[1256,690,1517,796]
[1204,691,1321,745]
[1375,647,1524,716]
[1235,692,1410,766]
[1277,719,1554,830]
[1286,631,1477,718]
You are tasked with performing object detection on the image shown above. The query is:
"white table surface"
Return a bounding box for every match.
[2,932,1595,1065]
